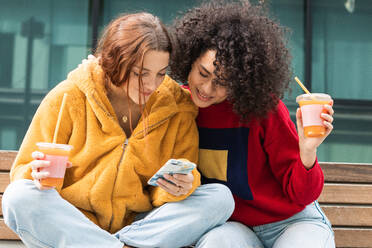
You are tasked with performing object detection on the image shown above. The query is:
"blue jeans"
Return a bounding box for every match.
[2,179,234,248]
[196,202,335,248]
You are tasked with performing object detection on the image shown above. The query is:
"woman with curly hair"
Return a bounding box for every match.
[170,1,335,247]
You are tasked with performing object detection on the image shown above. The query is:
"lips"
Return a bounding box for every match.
[196,88,212,102]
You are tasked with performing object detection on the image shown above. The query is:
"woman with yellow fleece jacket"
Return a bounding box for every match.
[2,13,234,248]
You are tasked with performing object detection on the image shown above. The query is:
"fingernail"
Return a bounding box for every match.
[33,151,43,158]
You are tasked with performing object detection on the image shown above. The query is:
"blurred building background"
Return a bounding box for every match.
[0,0,371,163]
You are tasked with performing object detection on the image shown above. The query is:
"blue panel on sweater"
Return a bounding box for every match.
[198,127,253,200]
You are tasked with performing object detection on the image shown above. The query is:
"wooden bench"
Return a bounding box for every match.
[1,150,372,247]
[0,150,19,240]
[318,162,372,248]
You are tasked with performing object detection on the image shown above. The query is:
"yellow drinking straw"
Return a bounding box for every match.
[294,77,311,94]
[294,77,316,100]
[53,93,68,143]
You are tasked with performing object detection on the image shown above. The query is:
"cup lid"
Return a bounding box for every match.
[36,142,73,151]
[296,93,331,102]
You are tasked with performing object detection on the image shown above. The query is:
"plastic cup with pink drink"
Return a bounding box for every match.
[36,142,73,189]
[35,93,72,189]
[296,93,332,137]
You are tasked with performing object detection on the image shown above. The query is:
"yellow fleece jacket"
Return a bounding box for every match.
[10,62,200,233]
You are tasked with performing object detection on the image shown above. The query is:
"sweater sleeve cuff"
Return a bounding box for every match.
[290,158,324,205]
[298,157,323,191]
[299,157,321,174]
[294,157,324,190]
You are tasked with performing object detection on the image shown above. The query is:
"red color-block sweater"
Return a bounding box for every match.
[196,99,324,226]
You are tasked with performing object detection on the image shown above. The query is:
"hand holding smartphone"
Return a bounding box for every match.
[148,159,196,186]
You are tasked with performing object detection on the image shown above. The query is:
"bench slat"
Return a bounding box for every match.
[0,151,17,171]
[322,205,372,227]
[334,227,372,248]
[319,183,372,204]
[0,219,20,240]
[0,173,10,194]
[320,162,372,184]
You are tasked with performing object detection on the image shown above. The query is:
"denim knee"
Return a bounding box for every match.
[196,222,264,248]
[2,180,40,229]
[200,184,235,223]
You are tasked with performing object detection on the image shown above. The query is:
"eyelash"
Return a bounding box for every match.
[133,72,142,77]
[199,71,208,78]
[133,72,166,77]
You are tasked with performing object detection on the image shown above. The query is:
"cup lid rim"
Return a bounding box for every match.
[296,93,331,102]
[36,142,73,150]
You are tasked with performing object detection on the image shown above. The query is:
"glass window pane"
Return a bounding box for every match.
[102,0,200,27]
[271,0,305,101]
[0,0,90,91]
[311,0,372,163]
[1,127,17,150]
[312,0,372,100]
[0,33,14,88]
[0,0,90,150]
[319,142,372,164]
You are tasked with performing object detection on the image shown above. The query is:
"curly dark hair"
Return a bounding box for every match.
[169,0,292,119]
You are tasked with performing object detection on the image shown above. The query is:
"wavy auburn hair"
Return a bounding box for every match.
[94,12,171,133]
[95,12,172,88]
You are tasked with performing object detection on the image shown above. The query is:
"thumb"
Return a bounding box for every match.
[296,108,305,138]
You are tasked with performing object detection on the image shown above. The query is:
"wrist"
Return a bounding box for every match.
[300,147,317,169]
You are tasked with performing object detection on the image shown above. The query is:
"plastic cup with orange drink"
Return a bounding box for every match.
[294,77,332,137]
[296,93,332,137]
[36,93,73,189]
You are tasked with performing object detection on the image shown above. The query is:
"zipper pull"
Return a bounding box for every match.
[123,139,129,150]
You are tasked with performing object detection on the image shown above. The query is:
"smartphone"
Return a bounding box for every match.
[147,159,196,186]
